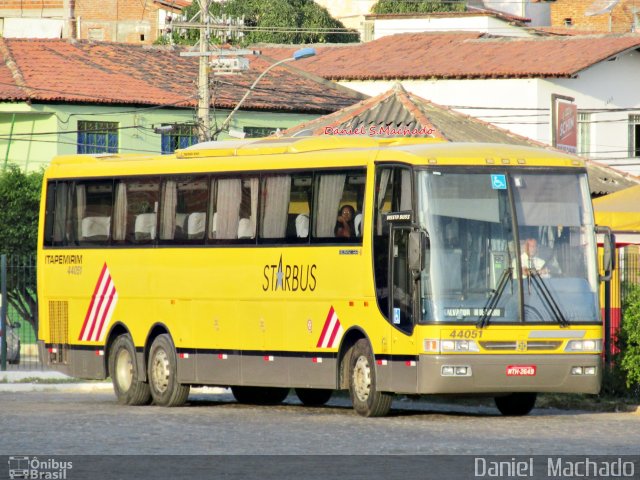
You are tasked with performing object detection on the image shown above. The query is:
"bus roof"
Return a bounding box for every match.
[47,136,584,178]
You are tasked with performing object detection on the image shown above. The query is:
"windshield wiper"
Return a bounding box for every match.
[477,267,513,329]
[527,270,570,327]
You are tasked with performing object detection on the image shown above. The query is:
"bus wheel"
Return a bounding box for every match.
[294,388,333,406]
[349,339,393,417]
[231,386,290,405]
[494,392,537,416]
[109,334,151,406]
[147,334,190,407]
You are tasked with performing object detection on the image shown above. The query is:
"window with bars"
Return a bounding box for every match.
[577,112,591,156]
[77,121,119,154]
[161,125,198,154]
[629,114,640,157]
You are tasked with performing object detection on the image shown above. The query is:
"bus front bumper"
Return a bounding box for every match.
[414,354,602,395]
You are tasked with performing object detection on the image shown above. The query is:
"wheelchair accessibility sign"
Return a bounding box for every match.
[490,174,507,190]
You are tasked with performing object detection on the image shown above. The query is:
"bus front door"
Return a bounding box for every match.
[390,226,418,393]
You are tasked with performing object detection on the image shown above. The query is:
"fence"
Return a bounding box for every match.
[1,254,41,371]
[2,249,639,373]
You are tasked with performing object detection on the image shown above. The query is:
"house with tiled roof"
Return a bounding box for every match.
[265,31,640,175]
[0,38,365,171]
[0,0,190,44]
[282,83,640,196]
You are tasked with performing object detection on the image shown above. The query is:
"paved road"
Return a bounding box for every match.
[1,388,639,456]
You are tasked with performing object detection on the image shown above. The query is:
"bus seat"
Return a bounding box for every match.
[188,212,206,239]
[81,216,110,240]
[134,213,156,240]
[238,218,253,239]
[175,213,188,238]
[295,214,309,238]
[354,213,363,237]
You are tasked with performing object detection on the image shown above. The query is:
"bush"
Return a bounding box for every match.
[620,286,640,391]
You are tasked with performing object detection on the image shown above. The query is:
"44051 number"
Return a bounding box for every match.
[448,329,483,339]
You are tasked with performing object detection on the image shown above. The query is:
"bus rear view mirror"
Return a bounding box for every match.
[409,230,428,276]
[596,226,614,282]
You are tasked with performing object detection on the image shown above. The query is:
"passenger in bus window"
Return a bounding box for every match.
[335,205,356,238]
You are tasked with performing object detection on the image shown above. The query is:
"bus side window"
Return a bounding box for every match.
[43,181,56,246]
[76,180,114,245]
[159,176,208,243]
[120,178,160,245]
[312,169,365,242]
[210,176,258,242]
[260,174,292,242]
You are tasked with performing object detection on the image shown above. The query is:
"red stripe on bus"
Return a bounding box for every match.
[78,263,108,340]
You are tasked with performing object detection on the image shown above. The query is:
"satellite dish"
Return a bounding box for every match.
[585,0,620,16]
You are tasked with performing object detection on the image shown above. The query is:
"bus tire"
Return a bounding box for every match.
[348,339,393,417]
[147,334,190,407]
[494,392,537,416]
[109,334,151,406]
[294,388,333,406]
[231,386,289,405]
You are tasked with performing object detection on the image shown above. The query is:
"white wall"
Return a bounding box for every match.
[373,15,534,39]
[335,49,640,175]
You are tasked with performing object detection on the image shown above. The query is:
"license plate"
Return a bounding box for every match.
[506,365,537,376]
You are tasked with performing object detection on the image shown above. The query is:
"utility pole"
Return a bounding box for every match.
[197,0,211,142]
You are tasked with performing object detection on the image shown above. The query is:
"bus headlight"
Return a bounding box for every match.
[442,339,479,352]
[564,339,602,353]
[424,339,479,353]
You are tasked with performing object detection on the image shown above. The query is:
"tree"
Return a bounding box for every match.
[371,0,466,14]
[0,165,42,333]
[160,0,359,45]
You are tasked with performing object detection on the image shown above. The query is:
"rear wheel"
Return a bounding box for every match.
[295,388,333,406]
[148,334,190,407]
[109,334,151,405]
[494,392,537,416]
[349,339,393,417]
[231,386,290,405]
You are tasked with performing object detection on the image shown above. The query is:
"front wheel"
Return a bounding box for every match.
[148,334,190,407]
[348,339,393,417]
[494,392,537,416]
[109,334,151,405]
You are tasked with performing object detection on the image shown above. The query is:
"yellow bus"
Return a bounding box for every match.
[37,136,612,417]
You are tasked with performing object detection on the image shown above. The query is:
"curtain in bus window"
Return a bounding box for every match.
[315,174,345,237]
[249,177,259,238]
[160,180,177,240]
[216,179,241,239]
[376,169,391,235]
[75,184,86,242]
[261,175,291,239]
[208,180,218,239]
[53,182,70,245]
[113,182,127,241]
[400,169,411,211]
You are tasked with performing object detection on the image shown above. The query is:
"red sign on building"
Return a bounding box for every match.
[554,98,577,154]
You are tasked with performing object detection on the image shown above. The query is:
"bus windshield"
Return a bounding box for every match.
[416,169,599,325]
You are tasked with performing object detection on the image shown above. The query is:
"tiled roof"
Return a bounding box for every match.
[282,83,640,195]
[0,38,365,113]
[263,32,640,80]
